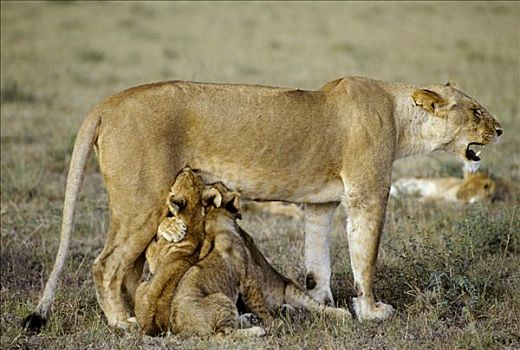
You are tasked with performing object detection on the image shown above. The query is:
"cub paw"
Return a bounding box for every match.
[157,216,187,243]
[112,318,139,331]
[237,313,259,328]
[279,303,296,315]
[126,317,139,327]
[324,306,352,321]
[235,326,266,338]
[352,298,395,321]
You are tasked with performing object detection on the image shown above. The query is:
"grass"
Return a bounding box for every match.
[1,2,519,349]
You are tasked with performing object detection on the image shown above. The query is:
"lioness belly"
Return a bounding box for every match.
[98,81,345,203]
[198,167,344,203]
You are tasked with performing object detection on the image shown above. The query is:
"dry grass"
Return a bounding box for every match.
[1,2,519,349]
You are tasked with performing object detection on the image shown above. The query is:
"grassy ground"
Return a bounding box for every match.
[1,2,519,349]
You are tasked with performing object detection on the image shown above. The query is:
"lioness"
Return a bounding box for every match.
[390,172,496,204]
[140,181,349,337]
[25,77,502,330]
[133,167,212,336]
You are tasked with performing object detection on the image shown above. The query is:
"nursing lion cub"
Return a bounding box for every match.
[134,167,211,336]
[139,180,349,337]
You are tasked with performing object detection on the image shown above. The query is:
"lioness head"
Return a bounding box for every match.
[412,82,503,172]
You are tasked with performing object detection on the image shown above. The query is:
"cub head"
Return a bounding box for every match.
[412,82,503,172]
[158,167,208,243]
[457,172,496,204]
[167,167,206,227]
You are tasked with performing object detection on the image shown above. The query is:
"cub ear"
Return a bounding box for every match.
[202,186,222,208]
[224,192,241,214]
[411,89,449,116]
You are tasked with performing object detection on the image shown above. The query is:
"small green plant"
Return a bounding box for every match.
[390,205,518,322]
[77,49,105,63]
[1,82,36,103]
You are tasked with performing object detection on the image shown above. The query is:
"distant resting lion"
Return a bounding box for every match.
[390,172,496,204]
[25,76,502,331]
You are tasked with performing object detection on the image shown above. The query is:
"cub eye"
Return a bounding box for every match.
[169,197,186,210]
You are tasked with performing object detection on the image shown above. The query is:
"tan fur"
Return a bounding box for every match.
[391,172,496,204]
[457,172,496,203]
[169,184,273,337]
[28,77,502,328]
[144,182,348,337]
[134,168,210,335]
[242,201,303,220]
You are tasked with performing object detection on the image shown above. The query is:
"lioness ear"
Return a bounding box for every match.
[411,89,448,116]
[445,80,458,89]
[202,186,222,208]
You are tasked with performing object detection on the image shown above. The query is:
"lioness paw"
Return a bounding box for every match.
[307,286,335,307]
[157,216,187,242]
[352,298,395,321]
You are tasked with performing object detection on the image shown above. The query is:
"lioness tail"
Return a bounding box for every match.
[23,111,100,333]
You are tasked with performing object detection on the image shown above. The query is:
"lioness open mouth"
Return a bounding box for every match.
[463,142,484,173]
[465,142,483,162]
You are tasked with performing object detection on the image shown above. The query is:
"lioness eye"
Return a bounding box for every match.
[472,108,483,117]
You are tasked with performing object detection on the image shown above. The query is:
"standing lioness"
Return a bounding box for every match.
[25,77,502,330]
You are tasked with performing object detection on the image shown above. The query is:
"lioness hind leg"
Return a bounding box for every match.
[92,205,165,329]
[304,203,337,306]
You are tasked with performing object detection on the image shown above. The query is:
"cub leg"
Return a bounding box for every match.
[304,203,337,306]
[135,257,199,335]
[240,277,273,326]
[284,282,351,320]
[344,185,395,321]
[173,293,238,337]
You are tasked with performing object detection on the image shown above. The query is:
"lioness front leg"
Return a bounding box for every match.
[304,203,337,306]
[344,186,394,321]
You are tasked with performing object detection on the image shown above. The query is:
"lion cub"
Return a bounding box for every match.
[151,182,350,337]
[169,183,273,338]
[134,167,212,336]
